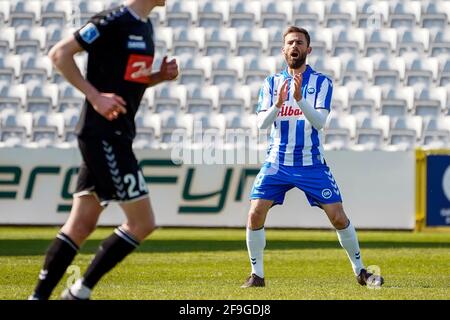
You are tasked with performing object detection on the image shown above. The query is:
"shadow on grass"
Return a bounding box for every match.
[0,239,449,256]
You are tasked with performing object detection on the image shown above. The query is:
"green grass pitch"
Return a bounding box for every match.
[0,227,449,300]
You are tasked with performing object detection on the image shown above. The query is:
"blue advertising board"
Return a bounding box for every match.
[426,155,450,226]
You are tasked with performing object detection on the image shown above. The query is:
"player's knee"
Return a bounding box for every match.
[330,210,348,230]
[64,222,96,241]
[249,206,266,218]
[248,208,266,228]
[126,220,155,240]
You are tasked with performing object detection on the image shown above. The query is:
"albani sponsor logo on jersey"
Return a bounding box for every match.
[124,54,154,84]
[277,105,303,117]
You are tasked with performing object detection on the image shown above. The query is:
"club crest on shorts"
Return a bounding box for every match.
[321,188,332,199]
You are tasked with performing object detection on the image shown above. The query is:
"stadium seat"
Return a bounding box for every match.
[0,0,11,25]
[324,114,356,150]
[77,1,104,26]
[191,112,226,147]
[25,80,58,114]
[229,0,261,29]
[243,56,276,86]
[388,115,422,149]
[186,84,219,114]
[139,87,154,112]
[0,54,20,83]
[20,54,52,84]
[218,83,251,114]
[356,0,389,28]
[173,27,205,56]
[0,27,15,55]
[414,87,447,117]
[292,0,325,30]
[41,0,72,27]
[325,0,356,28]
[248,82,262,113]
[354,115,390,150]
[236,27,269,57]
[307,56,341,81]
[1,111,32,138]
[211,55,244,86]
[267,27,284,57]
[198,0,229,30]
[397,28,430,56]
[331,28,365,58]
[205,27,237,56]
[341,56,373,85]
[176,54,211,86]
[373,56,405,88]
[348,85,381,116]
[381,86,414,117]
[10,0,41,27]
[134,112,161,149]
[159,113,194,147]
[14,25,47,55]
[404,56,439,89]
[0,83,26,111]
[308,28,333,56]
[430,30,450,60]
[260,0,292,29]
[331,85,349,114]
[223,113,256,148]
[421,116,450,147]
[388,0,421,29]
[58,82,84,112]
[153,83,187,114]
[31,112,64,146]
[154,27,173,56]
[165,0,198,28]
[62,107,79,129]
[421,1,449,31]
[439,60,450,86]
[364,28,397,57]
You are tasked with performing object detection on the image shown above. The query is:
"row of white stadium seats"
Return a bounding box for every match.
[1,111,448,150]
[1,0,450,30]
[2,24,450,57]
[1,80,450,117]
[1,52,450,89]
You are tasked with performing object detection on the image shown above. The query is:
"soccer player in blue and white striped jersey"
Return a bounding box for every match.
[242,27,384,288]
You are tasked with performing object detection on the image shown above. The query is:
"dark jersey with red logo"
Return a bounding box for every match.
[74,5,154,140]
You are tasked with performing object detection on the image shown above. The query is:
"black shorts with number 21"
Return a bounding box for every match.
[75,136,149,207]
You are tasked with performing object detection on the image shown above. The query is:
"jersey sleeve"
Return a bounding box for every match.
[256,76,274,114]
[315,77,333,112]
[74,14,114,52]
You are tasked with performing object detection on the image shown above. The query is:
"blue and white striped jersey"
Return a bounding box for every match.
[256,65,333,167]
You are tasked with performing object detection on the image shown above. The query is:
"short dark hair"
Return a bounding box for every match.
[283,26,311,47]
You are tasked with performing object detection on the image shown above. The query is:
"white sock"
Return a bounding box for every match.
[336,221,364,276]
[69,278,91,299]
[246,227,266,278]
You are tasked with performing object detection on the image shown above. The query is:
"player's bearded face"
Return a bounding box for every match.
[285,48,307,69]
[283,33,309,69]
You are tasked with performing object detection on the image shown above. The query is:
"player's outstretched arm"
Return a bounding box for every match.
[147,56,179,87]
